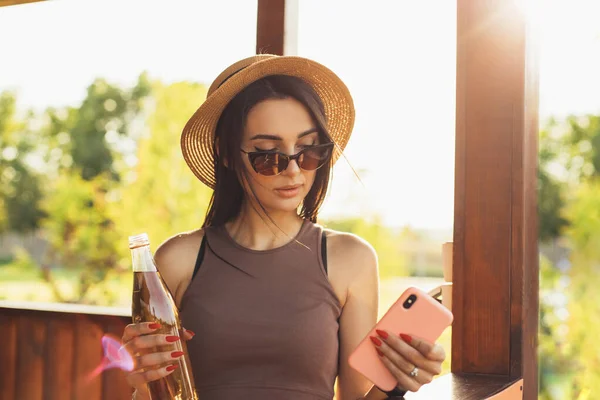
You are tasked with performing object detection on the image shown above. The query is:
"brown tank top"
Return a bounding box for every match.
[179,220,342,400]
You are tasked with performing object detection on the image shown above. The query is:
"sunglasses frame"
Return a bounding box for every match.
[241,142,335,176]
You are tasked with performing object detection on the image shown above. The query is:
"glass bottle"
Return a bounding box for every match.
[129,233,197,400]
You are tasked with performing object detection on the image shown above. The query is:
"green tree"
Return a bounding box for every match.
[561,180,600,398]
[538,255,577,400]
[538,115,600,244]
[111,80,213,262]
[536,114,600,399]
[40,170,120,303]
[61,73,151,181]
[31,74,151,303]
[0,91,45,233]
[538,125,569,243]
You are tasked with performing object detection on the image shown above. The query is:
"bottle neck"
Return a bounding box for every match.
[130,245,157,272]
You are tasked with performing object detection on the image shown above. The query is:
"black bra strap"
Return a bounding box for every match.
[191,235,207,280]
[321,232,328,274]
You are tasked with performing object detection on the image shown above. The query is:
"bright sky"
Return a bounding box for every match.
[1,0,600,231]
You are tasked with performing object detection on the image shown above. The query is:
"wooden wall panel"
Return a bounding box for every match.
[0,311,17,399]
[0,305,131,400]
[15,314,47,400]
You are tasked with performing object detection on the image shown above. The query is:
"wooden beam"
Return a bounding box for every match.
[0,0,44,7]
[256,0,298,55]
[451,0,539,398]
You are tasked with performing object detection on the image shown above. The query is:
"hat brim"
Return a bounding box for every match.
[181,56,355,189]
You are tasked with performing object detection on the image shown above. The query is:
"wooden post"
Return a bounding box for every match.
[256,0,298,55]
[452,0,539,398]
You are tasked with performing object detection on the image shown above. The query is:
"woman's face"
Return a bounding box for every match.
[239,97,321,214]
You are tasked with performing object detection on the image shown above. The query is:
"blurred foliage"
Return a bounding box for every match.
[322,216,409,279]
[40,170,120,302]
[0,91,45,233]
[562,181,600,398]
[538,115,600,243]
[538,127,569,243]
[110,80,212,264]
[538,255,577,400]
[34,74,151,302]
[69,74,152,181]
[0,75,216,303]
[11,246,38,272]
[537,114,600,399]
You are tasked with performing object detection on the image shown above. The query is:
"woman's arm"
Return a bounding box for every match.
[326,232,387,400]
[330,230,446,399]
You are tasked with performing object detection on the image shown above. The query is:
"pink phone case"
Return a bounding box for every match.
[347,286,454,391]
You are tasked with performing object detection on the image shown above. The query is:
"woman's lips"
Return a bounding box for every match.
[275,184,302,198]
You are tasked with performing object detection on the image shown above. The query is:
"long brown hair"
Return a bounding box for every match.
[202,75,334,228]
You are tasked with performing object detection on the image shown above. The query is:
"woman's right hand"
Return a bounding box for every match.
[121,322,195,398]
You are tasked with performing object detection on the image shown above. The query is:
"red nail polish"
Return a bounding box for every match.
[166,364,178,372]
[171,351,185,358]
[400,333,413,343]
[370,336,382,347]
[148,323,161,330]
[376,348,384,357]
[186,330,196,337]
[166,336,181,342]
[376,329,389,339]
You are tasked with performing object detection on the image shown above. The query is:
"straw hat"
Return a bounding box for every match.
[180,54,355,189]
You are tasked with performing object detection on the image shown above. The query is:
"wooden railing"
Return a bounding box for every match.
[0,301,133,400]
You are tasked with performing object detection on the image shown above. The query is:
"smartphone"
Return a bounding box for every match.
[348,286,454,391]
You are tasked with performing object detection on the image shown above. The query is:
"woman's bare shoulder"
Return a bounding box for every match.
[154,228,205,300]
[323,228,377,262]
[323,227,379,301]
[155,228,205,260]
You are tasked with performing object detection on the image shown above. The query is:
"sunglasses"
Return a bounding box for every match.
[241,143,334,176]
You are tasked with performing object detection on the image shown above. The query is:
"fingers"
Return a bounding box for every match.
[122,322,162,343]
[400,333,446,362]
[126,364,179,388]
[122,323,196,344]
[412,338,446,363]
[372,335,435,389]
[374,330,444,376]
[136,350,185,369]
[126,334,182,354]
[377,353,431,392]
[181,327,196,341]
[121,323,196,392]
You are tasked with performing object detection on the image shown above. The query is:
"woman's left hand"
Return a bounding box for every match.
[371,329,446,393]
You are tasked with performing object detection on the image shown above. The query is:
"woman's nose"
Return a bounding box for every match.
[282,156,301,176]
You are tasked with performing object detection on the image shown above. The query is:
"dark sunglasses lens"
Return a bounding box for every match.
[251,153,287,176]
[299,146,332,170]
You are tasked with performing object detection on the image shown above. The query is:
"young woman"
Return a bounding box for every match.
[121,55,446,400]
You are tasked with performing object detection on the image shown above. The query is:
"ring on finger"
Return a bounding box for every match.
[409,366,419,378]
